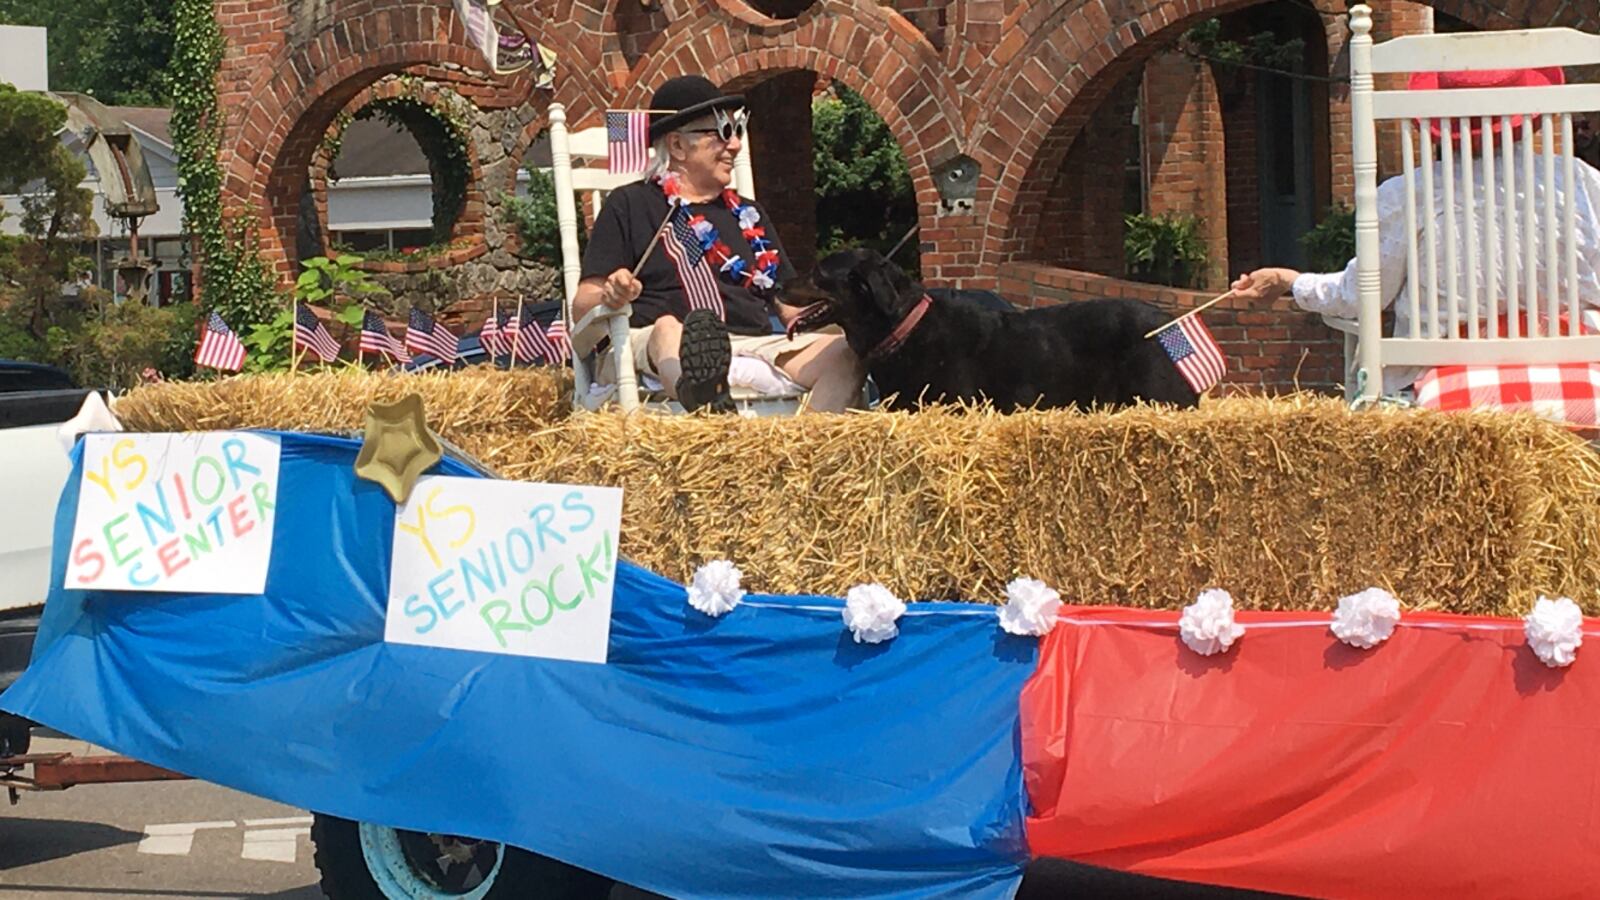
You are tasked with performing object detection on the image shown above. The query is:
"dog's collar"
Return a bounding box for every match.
[866,294,933,363]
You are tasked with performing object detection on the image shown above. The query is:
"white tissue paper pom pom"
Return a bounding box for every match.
[687,560,745,617]
[1525,596,1584,668]
[843,584,906,644]
[1330,587,1402,649]
[999,578,1061,637]
[1179,588,1245,657]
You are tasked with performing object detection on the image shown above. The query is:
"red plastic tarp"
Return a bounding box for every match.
[1021,606,1600,899]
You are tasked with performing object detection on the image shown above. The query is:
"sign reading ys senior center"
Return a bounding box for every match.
[385,476,623,663]
[66,433,282,593]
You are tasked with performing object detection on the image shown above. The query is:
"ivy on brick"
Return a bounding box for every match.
[170,0,281,326]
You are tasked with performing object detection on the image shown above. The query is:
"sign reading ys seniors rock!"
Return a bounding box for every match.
[385,476,623,663]
[66,433,282,593]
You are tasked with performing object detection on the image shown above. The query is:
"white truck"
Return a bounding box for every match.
[0,360,87,757]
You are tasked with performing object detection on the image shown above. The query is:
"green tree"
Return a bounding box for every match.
[0,84,95,335]
[502,164,584,266]
[812,85,917,270]
[0,0,175,104]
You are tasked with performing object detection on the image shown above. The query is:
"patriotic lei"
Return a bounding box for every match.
[655,172,780,293]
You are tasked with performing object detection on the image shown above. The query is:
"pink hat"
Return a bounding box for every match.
[1407,67,1566,144]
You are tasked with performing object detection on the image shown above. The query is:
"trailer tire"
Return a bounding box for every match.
[0,714,30,758]
[311,813,617,900]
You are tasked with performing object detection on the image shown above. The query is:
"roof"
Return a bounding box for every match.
[330,116,430,179]
[113,106,172,147]
[94,106,553,181]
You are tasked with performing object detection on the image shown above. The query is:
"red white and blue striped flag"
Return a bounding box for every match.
[405,307,459,365]
[1154,314,1227,394]
[661,214,725,320]
[480,302,509,358]
[360,309,411,364]
[545,318,570,364]
[294,303,341,363]
[194,311,247,372]
[607,110,650,175]
[513,302,559,364]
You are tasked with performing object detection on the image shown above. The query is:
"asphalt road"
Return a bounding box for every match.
[1,737,321,900]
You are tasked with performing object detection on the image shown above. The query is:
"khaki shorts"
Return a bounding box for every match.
[627,322,842,380]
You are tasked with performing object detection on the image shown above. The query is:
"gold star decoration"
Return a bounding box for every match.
[353,394,442,504]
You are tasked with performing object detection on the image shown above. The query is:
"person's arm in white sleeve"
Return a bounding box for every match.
[1232,173,1414,316]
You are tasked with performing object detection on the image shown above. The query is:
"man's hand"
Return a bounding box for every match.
[1230,267,1299,303]
[601,269,642,309]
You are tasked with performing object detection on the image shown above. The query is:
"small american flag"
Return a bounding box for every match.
[360,309,411,364]
[194,312,247,372]
[405,307,459,365]
[480,302,509,358]
[293,303,341,363]
[1154,314,1228,394]
[513,303,559,364]
[545,318,570,364]
[661,214,725,319]
[607,110,650,175]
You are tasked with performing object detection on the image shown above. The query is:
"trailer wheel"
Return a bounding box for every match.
[311,813,616,899]
[0,714,29,758]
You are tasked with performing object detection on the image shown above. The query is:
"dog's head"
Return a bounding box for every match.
[784,248,922,357]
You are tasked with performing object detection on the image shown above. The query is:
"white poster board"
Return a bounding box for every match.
[385,475,623,663]
[64,432,282,594]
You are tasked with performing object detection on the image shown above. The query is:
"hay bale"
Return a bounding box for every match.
[109,371,1600,615]
[116,367,570,436]
[470,399,1600,616]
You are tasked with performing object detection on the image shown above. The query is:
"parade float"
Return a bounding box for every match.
[5,366,1600,899]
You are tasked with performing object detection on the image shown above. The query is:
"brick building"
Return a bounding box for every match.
[214,0,1598,394]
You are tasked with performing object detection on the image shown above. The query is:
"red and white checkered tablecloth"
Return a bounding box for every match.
[1414,363,1600,429]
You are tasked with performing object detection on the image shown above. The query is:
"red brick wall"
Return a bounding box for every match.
[1033,69,1140,276]
[995,263,1345,394]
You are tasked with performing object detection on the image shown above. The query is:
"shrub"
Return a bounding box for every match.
[1302,204,1357,274]
[1124,212,1210,288]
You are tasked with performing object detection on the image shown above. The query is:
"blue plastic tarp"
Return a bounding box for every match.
[3,432,1036,899]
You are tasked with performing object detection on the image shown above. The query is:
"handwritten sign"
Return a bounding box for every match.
[65,433,281,593]
[384,476,623,663]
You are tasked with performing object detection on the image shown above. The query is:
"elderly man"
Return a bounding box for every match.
[573,75,864,412]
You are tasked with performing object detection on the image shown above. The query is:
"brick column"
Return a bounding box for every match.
[1142,49,1229,290]
[746,71,820,278]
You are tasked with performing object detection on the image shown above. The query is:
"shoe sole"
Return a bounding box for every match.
[676,310,733,413]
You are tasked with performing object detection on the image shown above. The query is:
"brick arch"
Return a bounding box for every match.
[615,1,959,199]
[969,0,1597,277]
[219,0,605,278]
[306,78,488,261]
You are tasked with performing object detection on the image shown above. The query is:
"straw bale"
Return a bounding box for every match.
[465,399,1600,616]
[115,368,570,436]
[111,370,1600,615]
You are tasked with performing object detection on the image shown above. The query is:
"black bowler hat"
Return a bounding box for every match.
[648,75,745,142]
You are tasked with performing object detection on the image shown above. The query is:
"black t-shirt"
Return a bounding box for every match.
[579,180,797,336]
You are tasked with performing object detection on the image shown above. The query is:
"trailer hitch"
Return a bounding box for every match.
[1,751,189,802]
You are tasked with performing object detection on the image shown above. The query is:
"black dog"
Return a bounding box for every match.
[786,248,1201,412]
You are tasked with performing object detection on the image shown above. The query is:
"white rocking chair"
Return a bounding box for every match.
[1339,4,1600,403]
[547,103,808,415]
